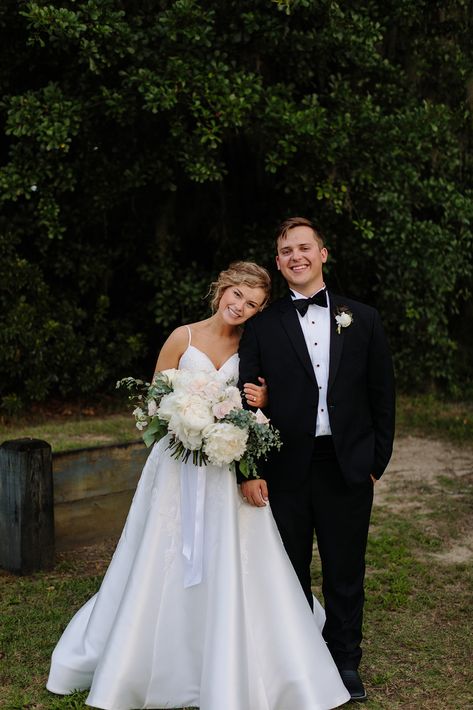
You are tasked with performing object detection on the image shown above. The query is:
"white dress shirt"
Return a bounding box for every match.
[291,287,332,437]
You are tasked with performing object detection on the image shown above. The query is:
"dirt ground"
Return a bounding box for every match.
[374,434,473,563]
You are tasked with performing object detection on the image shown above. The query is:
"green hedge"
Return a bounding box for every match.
[1,0,472,408]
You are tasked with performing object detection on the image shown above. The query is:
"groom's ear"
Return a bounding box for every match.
[275,255,281,271]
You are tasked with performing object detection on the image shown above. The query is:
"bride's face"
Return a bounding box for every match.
[218,284,266,325]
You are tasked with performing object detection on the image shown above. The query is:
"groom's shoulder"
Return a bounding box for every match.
[243,297,286,336]
[254,296,287,322]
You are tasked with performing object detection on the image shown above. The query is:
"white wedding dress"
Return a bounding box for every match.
[47,339,350,710]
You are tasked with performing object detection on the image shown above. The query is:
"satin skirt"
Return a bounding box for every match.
[47,437,350,710]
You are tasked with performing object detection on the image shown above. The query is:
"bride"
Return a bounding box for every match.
[47,261,350,710]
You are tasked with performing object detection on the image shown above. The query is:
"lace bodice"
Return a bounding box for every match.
[177,327,239,384]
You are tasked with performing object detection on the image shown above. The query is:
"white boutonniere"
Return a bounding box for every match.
[334,306,353,334]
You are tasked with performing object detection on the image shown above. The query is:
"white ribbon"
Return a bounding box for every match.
[180,460,206,588]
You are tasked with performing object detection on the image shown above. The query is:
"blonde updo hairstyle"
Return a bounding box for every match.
[209,261,271,313]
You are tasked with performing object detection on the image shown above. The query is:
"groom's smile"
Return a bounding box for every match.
[291,264,309,272]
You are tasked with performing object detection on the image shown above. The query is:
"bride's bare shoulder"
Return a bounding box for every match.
[155,326,190,372]
[166,325,192,346]
[185,318,212,333]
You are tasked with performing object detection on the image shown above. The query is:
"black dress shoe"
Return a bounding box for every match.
[339,669,367,702]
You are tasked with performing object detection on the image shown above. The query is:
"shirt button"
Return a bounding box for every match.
[321,408,324,412]
[316,364,320,368]
[314,342,318,346]
[319,386,322,390]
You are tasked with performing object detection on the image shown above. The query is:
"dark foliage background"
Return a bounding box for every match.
[1,0,472,410]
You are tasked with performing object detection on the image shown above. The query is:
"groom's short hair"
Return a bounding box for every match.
[276,217,325,249]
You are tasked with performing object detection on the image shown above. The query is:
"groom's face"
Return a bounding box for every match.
[276,226,328,295]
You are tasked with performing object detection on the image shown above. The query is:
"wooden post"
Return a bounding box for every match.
[0,438,55,574]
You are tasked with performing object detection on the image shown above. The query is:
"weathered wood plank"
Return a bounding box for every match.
[53,442,147,504]
[52,441,149,550]
[54,490,137,551]
[0,438,55,573]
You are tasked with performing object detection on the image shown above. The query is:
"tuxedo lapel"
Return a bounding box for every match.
[328,291,344,394]
[278,295,317,384]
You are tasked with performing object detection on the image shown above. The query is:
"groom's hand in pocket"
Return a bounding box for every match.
[241,479,269,507]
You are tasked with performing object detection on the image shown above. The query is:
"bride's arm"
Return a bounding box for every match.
[153,326,188,376]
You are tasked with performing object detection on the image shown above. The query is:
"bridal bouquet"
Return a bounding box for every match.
[117,370,281,478]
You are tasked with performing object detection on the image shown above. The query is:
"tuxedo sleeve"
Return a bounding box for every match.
[236,318,264,482]
[238,318,263,391]
[367,310,396,479]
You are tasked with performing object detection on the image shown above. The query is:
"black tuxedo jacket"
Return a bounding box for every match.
[238,290,395,489]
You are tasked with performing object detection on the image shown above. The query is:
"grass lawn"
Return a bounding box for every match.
[0,408,139,452]
[396,393,473,445]
[1,395,472,708]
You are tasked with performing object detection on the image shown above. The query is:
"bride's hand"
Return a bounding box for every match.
[241,478,268,507]
[243,377,267,408]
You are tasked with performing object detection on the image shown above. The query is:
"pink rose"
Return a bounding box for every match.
[254,408,270,425]
[212,399,236,419]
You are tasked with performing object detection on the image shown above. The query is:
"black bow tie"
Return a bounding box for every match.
[291,289,328,316]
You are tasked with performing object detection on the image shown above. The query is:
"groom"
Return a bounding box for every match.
[238,216,395,702]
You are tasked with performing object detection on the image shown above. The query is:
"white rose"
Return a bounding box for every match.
[155,368,179,387]
[184,371,210,393]
[337,312,352,327]
[147,399,158,416]
[223,385,242,409]
[157,391,183,422]
[212,385,240,413]
[203,422,248,466]
[180,371,221,403]
[171,419,205,450]
[211,385,242,419]
[203,379,224,402]
[163,394,214,451]
[178,395,214,431]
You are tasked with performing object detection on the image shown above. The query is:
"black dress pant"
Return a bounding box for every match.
[269,436,373,670]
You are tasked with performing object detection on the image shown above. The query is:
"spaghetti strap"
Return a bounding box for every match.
[185,325,192,346]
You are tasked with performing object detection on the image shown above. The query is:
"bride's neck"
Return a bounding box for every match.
[204,314,239,339]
